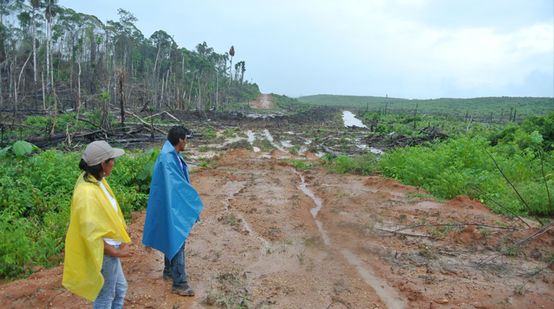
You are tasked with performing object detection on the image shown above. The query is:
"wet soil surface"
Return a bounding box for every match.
[167,105,450,159]
[1,98,553,308]
[1,147,553,308]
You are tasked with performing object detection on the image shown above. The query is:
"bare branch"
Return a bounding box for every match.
[468,185,531,228]
[394,223,517,233]
[485,150,544,226]
[376,228,435,239]
[478,222,554,266]
[539,150,552,213]
[523,258,554,278]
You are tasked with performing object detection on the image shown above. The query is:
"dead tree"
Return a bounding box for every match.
[117,68,126,127]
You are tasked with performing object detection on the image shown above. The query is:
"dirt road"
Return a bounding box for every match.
[247,94,275,109]
[1,147,553,308]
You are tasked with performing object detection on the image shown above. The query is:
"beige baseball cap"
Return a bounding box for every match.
[82,140,125,166]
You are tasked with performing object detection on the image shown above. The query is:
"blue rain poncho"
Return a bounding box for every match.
[142,141,203,259]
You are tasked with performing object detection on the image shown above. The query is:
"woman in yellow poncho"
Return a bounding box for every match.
[62,141,133,308]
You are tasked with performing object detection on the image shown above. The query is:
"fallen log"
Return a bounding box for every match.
[125,111,168,136]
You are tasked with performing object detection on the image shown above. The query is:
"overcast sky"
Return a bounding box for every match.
[57,0,554,99]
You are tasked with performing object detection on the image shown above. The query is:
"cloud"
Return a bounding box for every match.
[57,0,554,98]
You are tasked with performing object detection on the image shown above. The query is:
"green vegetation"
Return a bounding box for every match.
[0,143,157,279]
[281,159,313,171]
[323,112,554,218]
[357,109,498,137]
[1,107,552,281]
[271,94,313,113]
[299,94,553,120]
[322,153,378,176]
[254,138,275,152]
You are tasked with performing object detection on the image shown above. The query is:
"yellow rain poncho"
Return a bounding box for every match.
[62,173,130,301]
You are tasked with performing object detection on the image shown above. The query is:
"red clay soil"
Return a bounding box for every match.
[1,149,553,308]
[246,94,275,109]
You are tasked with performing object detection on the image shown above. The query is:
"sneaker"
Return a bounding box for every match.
[163,274,172,281]
[172,286,195,297]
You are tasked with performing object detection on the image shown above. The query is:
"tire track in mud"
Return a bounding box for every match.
[210,178,274,259]
[296,170,408,309]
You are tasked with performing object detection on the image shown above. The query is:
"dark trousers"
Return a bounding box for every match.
[163,244,188,288]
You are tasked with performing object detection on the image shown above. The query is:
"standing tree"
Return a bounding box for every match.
[44,0,59,96]
[228,45,234,82]
[235,61,245,84]
[116,67,125,126]
[29,0,40,103]
[0,5,260,115]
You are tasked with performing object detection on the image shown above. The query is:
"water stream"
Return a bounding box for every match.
[297,173,331,245]
[296,171,407,309]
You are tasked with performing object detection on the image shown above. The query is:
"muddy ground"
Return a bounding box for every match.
[1,97,553,308]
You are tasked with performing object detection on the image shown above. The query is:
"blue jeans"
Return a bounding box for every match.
[93,254,127,309]
[163,243,188,288]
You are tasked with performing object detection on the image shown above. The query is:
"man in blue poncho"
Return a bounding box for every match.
[142,125,203,296]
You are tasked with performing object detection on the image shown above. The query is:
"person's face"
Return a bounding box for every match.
[101,158,115,178]
[176,137,187,152]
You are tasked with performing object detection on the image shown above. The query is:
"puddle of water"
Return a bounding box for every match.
[247,130,256,143]
[355,138,384,155]
[296,171,407,309]
[263,129,275,142]
[370,147,385,155]
[281,140,293,148]
[246,113,283,119]
[263,129,288,153]
[247,130,261,152]
[343,111,368,128]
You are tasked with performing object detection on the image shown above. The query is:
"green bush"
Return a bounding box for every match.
[324,154,378,176]
[320,112,553,218]
[378,134,553,217]
[0,143,156,279]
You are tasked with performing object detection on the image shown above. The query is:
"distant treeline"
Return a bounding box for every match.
[0,1,259,114]
[298,94,554,123]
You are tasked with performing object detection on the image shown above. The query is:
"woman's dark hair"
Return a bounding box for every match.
[168,125,190,146]
[79,158,112,182]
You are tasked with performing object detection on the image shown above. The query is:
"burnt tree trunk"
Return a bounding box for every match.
[118,69,126,127]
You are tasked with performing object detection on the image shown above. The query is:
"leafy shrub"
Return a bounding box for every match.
[324,154,378,176]
[378,134,553,217]
[0,143,156,279]
[489,112,553,151]
[281,159,313,171]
